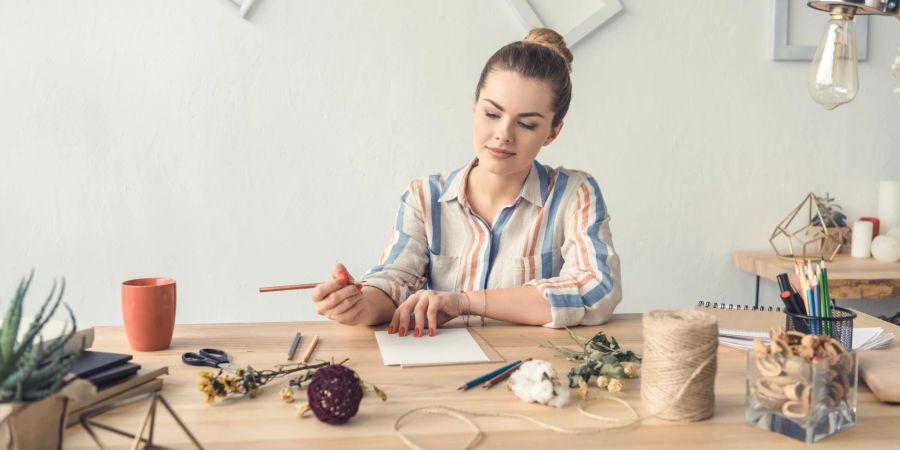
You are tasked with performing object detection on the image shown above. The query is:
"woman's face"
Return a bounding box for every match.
[472,69,562,178]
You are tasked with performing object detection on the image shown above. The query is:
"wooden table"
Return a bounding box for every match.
[734,251,900,306]
[63,315,900,449]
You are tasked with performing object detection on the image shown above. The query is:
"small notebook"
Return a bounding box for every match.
[85,362,142,388]
[70,351,133,379]
[374,328,492,367]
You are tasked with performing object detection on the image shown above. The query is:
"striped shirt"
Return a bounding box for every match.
[362,159,622,328]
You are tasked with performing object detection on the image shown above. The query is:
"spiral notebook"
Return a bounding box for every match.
[695,301,784,333]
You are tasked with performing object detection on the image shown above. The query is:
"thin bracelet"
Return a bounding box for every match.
[461,291,472,327]
[480,290,487,326]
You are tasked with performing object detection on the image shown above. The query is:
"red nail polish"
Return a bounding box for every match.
[399,327,406,337]
[414,328,421,337]
[338,271,350,285]
[355,283,363,292]
[387,325,394,334]
[428,328,435,337]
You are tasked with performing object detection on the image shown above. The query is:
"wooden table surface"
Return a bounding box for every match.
[733,250,900,299]
[63,314,900,449]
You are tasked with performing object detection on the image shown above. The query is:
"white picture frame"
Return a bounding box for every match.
[506,0,624,48]
[773,0,868,61]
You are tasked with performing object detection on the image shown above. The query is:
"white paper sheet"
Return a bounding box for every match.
[374,328,489,366]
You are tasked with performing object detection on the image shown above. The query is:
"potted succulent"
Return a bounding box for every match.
[810,192,851,254]
[0,272,91,450]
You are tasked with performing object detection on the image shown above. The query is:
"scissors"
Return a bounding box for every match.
[181,348,238,372]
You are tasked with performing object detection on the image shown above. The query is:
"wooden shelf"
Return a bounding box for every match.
[733,251,900,300]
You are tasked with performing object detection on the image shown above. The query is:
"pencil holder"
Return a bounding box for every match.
[784,306,856,351]
[746,336,858,443]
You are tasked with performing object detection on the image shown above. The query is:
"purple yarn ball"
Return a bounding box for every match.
[307,364,363,425]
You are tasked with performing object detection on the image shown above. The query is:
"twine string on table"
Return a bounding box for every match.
[395,310,720,450]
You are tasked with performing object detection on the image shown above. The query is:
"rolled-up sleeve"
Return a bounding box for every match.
[361,180,430,305]
[525,175,622,328]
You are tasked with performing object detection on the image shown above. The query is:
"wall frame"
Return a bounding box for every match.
[506,0,624,48]
[773,0,868,61]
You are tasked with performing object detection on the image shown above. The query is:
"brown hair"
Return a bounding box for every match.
[474,28,574,128]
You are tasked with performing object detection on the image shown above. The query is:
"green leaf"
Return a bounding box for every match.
[0,271,33,369]
[599,363,625,379]
[565,327,590,347]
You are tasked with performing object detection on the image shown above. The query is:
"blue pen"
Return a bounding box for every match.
[457,359,523,391]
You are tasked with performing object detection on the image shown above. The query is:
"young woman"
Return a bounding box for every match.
[311,28,621,336]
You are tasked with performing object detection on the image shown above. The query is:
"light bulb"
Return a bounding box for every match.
[808,8,858,110]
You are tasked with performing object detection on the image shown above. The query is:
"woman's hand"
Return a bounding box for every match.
[388,290,467,337]
[310,263,365,325]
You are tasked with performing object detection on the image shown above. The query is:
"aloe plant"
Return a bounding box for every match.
[811,192,848,228]
[0,271,81,402]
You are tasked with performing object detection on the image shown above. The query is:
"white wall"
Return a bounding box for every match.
[2,0,899,327]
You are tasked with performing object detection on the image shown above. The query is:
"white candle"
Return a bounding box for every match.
[878,180,900,234]
[851,220,874,258]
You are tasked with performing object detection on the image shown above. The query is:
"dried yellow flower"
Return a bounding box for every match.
[279,386,295,403]
[596,376,609,389]
[607,378,624,393]
[577,378,588,400]
[623,363,639,379]
[296,402,311,418]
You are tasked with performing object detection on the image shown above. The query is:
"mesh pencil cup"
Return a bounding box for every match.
[784,306,856,351]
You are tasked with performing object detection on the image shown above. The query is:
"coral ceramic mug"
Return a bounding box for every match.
[121,277,176,351]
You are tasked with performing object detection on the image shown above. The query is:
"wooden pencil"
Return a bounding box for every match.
[259,283,320,293]
[301,335,320,363]
[482,357,532,389]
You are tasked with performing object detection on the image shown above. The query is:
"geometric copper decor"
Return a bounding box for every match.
[770,192,841,261]
[79,392,204,450]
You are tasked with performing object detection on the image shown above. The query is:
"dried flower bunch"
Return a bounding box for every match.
[197,360,386,425]
[749,329,853,419]
[197,361,332,403]
[541,329,641,396]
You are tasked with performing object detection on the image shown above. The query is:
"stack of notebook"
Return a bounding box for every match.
[65,352,168,426]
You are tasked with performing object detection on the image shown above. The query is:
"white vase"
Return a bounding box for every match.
[870,235,900,263]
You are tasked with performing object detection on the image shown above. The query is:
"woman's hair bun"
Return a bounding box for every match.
[523,28,573,71]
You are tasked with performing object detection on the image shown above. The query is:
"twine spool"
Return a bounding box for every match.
[641,309,718,422]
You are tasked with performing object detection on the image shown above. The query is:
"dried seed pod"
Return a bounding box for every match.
[783,382,805,401]
[830,381,845,401]
[756,354,783,377]
[782,400,809,418]
[785,331,805,345]
[756,379,788,400]
[753,339,768,354]
[800,334,819,350]
[795,344,815,360]
[767,375,799,387]
[783,357,812,383]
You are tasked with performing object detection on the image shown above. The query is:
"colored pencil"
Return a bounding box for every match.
[260,283,320,292]
[822,266,832,335]
[457,360,522,391]
[482,358,532,389]
[301,335,320,363]
[287,331,302,360]
[260,281,363,293]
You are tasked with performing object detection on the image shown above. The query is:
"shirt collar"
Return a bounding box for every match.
[438,159,545,208]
